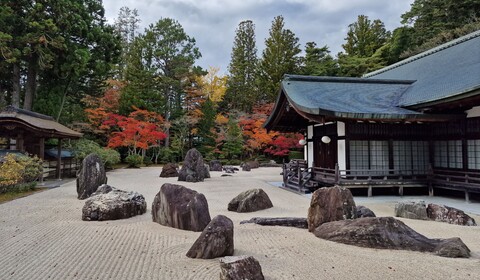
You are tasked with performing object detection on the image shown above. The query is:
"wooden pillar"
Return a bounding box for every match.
[16,133,24,152]
[56,138,62,180]
[39,137,45,185]
[399,186,404,196]
[368,186,372,197]
[465,191,470,203]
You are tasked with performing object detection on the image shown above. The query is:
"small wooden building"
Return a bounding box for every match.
[0,106,82,179]
[265,30,480,200]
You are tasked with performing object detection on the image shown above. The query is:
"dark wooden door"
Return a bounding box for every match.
[314,139,337,169]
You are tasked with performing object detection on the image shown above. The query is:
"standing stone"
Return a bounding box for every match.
[427,204,477,226]
[160,163,179,178]
[210,160,223,171]
[394,201,428,220]
[76,153,107,200]
[313,217,470,258]
[242,164,251,171]
[152,183,211,232]
[307,186,356,232]
[204,164,211,179]
[228,189,273,213]
[178,148,207,182]
[82,185,147,221]
[220,256,264,280]
[186,215,234,259]
[356,205,376,218]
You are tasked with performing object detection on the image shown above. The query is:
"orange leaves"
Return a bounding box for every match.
[106,108,167,153]
[239,104,278,154]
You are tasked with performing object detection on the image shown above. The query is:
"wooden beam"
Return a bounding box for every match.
[56,138,62,180]
[39,137,45,184]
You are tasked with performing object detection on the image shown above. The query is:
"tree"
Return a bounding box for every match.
[114,6,140,79]
[120,18,202,146]
[401,0,480,46]
[258,16,301,102]
[239,104,278,158]
[338,15,390,77]
[196,98,217,158]
[224,20,258,112]
[342,15,390,57]
[222,117,243,160]
[300,42,337,76]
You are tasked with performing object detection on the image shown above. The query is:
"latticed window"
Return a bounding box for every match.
[434,140,463,169]
[467,140,480,169]
[349,140,389,173]
[393,141,429,174]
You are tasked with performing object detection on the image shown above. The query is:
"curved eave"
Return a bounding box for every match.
[0,118,83,139]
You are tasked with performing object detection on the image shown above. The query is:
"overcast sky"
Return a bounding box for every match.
[103,0,415,74]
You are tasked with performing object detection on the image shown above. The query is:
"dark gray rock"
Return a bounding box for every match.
[82,185,146,221]
[242,161,259,169]
[210,160,223,171]
[220,255,264,280]
[186,215,234,259]
[356,205,376,218]
[427,204,476,226]
[240,217,308,229]
[160,163,179,178]
[76,153,107,200]
[228,189,273,213]
[223,166,239,173]
[242,164,251,171]
[394,201,428,220]
[151,183,211,232]
[204,164,211,179]
[313,217,470,258]
[178,148,207,182]
[307,186,356,232]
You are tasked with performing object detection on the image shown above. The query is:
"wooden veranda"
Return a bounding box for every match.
[283,160,480,202]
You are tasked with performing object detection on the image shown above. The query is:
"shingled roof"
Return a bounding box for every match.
[365,30,480,108]
[0,106,82,138]
[265,30,480,131]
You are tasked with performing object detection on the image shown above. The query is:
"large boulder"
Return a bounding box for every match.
[76,153,107,200]
[151,183,211,232]
[307,186,356,232]
[228,189,273,213]
[427,204,477,226]
[82,184,146,221]
[313,217,470,258]
[243,160,259,169]
[178,148,208,182]
[220,256,264,280]
[159,163,179,178]
[186,215,234,259]
[242,164,251,171]
[356,205,376,218]
[209,160,223,171]
[394,201,428,220]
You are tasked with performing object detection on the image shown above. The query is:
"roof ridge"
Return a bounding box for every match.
[283,74,414,85]
[364,29,480,78]
[2,105,55,121]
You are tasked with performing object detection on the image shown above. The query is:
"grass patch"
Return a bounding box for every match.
[0,188,48,204]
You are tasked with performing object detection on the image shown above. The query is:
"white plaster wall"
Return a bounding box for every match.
[337,121,345,137]
[466,106,480,118]
[337,139,346,175]
[308,141,314,167]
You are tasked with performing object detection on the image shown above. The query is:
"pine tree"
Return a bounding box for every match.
[223,117,243,160]
[258,16,301,103]
[300,42,337,76]
[224,20,258,112]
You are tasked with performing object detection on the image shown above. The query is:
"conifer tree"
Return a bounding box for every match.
[258,16,301,103]
[224,20,258,112]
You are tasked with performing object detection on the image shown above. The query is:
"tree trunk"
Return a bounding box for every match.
[240,217,308,229]
[23,58,38,111]
[11,63,21,107]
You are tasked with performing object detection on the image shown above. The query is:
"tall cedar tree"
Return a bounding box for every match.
[196,98,216,158]
[401,0,480,47]
[0,0,119,117]
[337,15,390,77]
[114,6,140,80]
[258,16,301,103]
[225,20,258,112]
[300,42,337,76]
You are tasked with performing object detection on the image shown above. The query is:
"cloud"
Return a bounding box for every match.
[103,0,414,74]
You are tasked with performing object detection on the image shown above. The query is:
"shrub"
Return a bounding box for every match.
[71,139,120,169]
[125,154,143,168]
[0,153,42,193]
[143,156,153,166]
[288,151,304,160]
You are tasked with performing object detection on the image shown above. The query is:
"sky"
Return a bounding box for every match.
[102,0,415,74]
